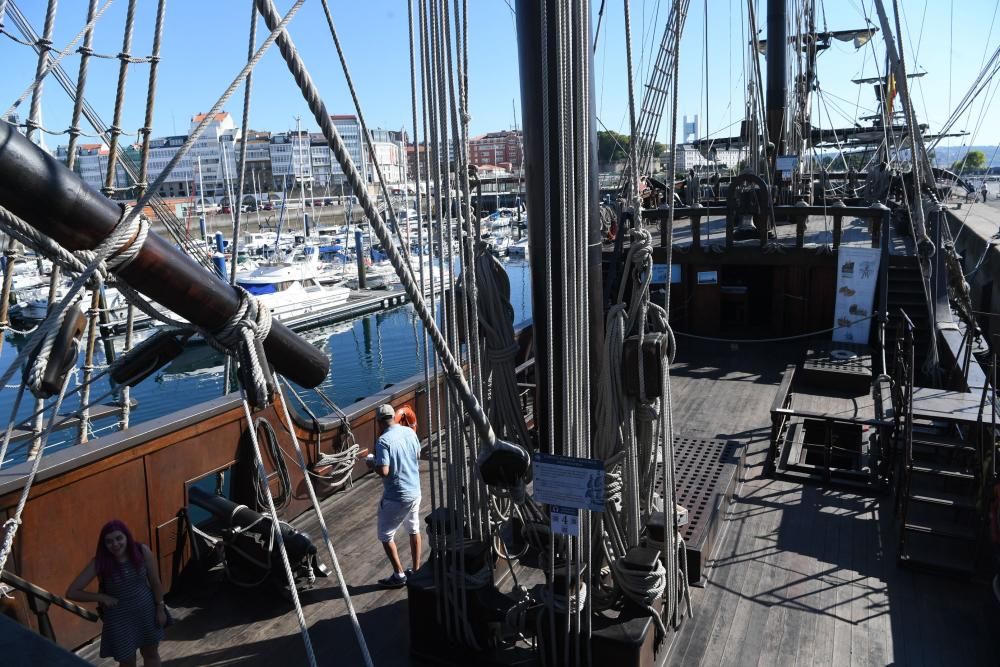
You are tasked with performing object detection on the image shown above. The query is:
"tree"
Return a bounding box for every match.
[597,130,630,164]
[952,150,986,173]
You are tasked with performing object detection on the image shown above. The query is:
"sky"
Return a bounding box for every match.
[1,0,998,153]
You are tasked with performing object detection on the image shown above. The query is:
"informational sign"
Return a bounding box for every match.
[532,453,605,512]
[832,247,881,344]
[651,263,682,285]
[696,270,718,285]
[776,155,799,181]
[550,505,580,537]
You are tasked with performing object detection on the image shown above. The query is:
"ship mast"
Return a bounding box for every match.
[766,0,788,185]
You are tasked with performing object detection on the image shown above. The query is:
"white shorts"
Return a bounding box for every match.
[377,497,421,542]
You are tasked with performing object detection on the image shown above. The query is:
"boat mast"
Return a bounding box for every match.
[296,116,308,235]
[766,0,788,183]
[197,155,207,240]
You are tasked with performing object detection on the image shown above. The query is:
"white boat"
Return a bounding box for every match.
[508,238,529,259]
[237,261,351,324]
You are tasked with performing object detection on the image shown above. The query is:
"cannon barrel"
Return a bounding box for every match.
[0,123,329,387]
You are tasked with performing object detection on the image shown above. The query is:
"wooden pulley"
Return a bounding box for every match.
[23,303,87,398]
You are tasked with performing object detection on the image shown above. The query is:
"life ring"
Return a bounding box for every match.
[395,404,418,431]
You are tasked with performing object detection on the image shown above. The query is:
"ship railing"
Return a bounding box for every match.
[642,202,892,253]
[892,309,916,516]
[766,364,797,477]
[0,569,98,643]
[514,357,536,427]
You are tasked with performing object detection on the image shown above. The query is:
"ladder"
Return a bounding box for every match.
[618,0,691,199]
[894,312,985,574]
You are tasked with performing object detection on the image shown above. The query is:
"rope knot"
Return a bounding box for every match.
[77,46,93,56]
[636,399,660,423]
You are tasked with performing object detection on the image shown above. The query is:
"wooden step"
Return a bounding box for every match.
[903,521,977,541]
[897,552,977,576]
[908,492,976,510]
[909,464,975,480]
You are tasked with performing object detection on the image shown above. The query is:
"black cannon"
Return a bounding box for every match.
[188,487,327,595]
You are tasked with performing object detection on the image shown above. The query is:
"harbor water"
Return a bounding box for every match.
[0,259,532,467]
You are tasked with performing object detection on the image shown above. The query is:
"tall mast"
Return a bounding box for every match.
[296,116,307,234]
[766,0,787,178]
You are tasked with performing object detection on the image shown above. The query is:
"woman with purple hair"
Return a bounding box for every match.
[67,519,166,666]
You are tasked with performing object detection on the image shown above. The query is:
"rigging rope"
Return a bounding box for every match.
[236,392,317,667]
[251,0,504,460]
[274,379,373,667]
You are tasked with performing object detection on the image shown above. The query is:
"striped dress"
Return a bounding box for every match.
[99,559,164,661]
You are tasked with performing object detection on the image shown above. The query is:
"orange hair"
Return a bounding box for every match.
[395,404,417,430]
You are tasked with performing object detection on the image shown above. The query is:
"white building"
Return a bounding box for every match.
[65,143,137,198]
[369,128,407,185]
[188,112,240,200]
[663,144,744,173]
[146,135,194,198]
[269,130,312,190]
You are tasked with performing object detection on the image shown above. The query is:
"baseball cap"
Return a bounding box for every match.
[376,404,395,422]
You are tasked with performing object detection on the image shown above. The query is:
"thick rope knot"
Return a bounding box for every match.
[635,399,660,423]
[71,204,149,276]
[604,466,624,511]
[209,287,273,351]
[611,555,667,635]
[204,288,273,406]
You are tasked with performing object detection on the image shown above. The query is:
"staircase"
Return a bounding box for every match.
[887,255,931,369]
[894,320,985,574]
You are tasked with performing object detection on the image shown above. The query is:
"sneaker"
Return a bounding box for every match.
[378,572,407,589]
[404,568,414,578]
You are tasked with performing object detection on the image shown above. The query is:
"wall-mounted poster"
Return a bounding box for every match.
[697,270,718,285]
[651,263,682,284]
[832,247,881,344]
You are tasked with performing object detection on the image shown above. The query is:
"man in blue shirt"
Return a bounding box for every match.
[369,403,422,588]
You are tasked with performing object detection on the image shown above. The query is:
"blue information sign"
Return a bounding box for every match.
[532,453,605,512]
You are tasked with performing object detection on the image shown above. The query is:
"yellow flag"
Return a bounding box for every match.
[886,73,897,119]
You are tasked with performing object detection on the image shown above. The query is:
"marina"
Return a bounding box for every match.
[1,0,1000,665]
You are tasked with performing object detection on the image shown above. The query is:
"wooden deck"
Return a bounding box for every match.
[75,340,996,666]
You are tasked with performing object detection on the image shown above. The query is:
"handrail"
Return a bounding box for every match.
[0,569,99,622]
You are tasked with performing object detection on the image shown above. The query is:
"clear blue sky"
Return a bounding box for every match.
[2,0,998,150]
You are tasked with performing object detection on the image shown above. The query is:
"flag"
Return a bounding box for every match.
[885,73,897,119]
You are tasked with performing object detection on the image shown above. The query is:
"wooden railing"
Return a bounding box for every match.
[642,202,892,253]
[766,364,797,476]
[0,570,97,644]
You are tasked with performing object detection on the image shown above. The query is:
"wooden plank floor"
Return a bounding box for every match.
[664,340,998,666]
[78,469,431,666]
[76,339,998,665]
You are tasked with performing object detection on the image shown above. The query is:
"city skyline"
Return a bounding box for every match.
[3,2,998,155]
